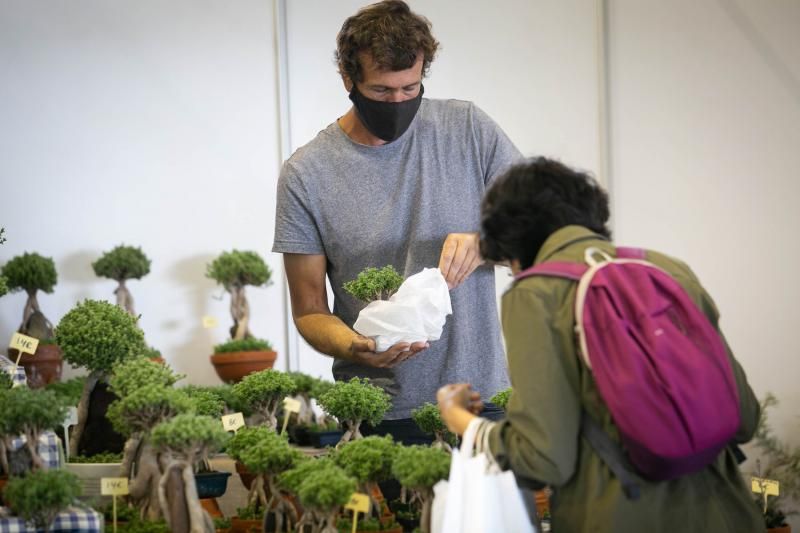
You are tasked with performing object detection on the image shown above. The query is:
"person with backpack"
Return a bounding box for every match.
[436,157,765,532]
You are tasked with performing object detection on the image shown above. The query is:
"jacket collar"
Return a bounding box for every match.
[533,225,609,264]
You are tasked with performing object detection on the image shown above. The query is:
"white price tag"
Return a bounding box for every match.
[222,412,245,433]
[101,478,129,496]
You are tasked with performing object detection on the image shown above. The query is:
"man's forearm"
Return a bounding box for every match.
[294,312,360,361]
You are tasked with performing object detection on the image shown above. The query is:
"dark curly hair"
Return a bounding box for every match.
[480,157,612,269]
[335,0,440,83]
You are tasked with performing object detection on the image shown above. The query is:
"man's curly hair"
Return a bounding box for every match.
[336,0,440,83]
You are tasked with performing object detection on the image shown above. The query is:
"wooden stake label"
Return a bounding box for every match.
[752,477,780,496]
[202,316,219,329]
[283,397,301,413]
[222,412,245,433]
[10,332,38,355]
[345,492,370,514]
[101,478,129,496]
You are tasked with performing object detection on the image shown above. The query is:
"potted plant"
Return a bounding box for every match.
[0,387,67,475]
[391,445,450,533]
[3,469,82,532]
[206,250,276,383]
[226,426,302,533]
[411,403,455,452]
[316,377,391,446]
[343,266,404,303]
[105,357,193,520]
[490,387,512,410]
[92,244,151,318]
[231,368,296,431]
[293,461,357,533]
[149,413,229,533]
[752,393,799,532]
[54,299,147,457]
[333,435,399,526]
[1,251,62,387]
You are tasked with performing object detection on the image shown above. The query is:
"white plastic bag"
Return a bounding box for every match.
[432,417,536,533]
[352,268,452,352]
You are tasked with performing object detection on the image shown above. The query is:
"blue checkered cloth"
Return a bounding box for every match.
[8,432,61,470]
[0,354,26,387]
[0,506,103,532]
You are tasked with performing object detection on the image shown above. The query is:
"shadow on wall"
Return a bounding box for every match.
[61,250,102,304]
[168,253,220,380]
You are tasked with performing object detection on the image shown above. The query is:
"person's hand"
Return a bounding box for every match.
[437,383,484,435]
[349,336,428,368]
[439,232,483,289]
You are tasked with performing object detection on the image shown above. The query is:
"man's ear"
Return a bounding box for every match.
[343,76,354,93]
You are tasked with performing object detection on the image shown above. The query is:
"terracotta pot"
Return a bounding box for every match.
[201,497,224,518]
[9,344,63,388]
[210,351,277,383]
[230,517,262,533]
[534,489,550,517]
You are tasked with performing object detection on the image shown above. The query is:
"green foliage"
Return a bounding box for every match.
[55,299,147,374]
[236,430,301,476]
[213,337,273,353]
[317,378,391,427]
[287,371,317,394]
[1,252,57,294]
[92,245,151,281]
[150,413,229,456]
[107,385,194,437]
[4,469,81,530]
[144,346,162,359]
[69,452,123,464]
[311,379,334,399]
[182,386,226,418]
[0,387,67,437]
[296,463,356,511]
[107,517,170,533]
[336,517,397,532]
[411,403,448,436]
[278,456,325,494]
[235,503,266,520]
[226,426,271,462]
[333,435,397,484]
[109,357,183,398]
[232,369,296,412]
[44,376,87,406]
[392,445,450,490]
[0,369,13,390]
[213,517,232,530]
[490,388,512,410]
[342,265,404,303]
[206,250,272,290]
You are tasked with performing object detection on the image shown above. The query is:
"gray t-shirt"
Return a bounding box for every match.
[273,98,522,418]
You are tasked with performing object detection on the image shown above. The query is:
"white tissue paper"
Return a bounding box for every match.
[352,267,452,352]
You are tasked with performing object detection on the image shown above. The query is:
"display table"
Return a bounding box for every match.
[8,432,61,471]
[0,355,26,387]
[0,506,103,533]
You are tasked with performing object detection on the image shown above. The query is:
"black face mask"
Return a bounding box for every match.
[349,84,424,142]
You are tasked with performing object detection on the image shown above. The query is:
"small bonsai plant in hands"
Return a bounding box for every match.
[333,435,397,520]
[232,369,296,431]
[490,387,512,411]
[1,251,57,339]
[343,265,404,303]
[316,377,391,446]
[92,244,151,317]
[392,445,451,533]
[411,402,456,452]
[4,469,82,532]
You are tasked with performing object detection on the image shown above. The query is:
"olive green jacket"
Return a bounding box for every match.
[488,226,764,533]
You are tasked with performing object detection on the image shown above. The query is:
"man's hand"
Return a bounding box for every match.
[349,336,429,368]
[437,383,484,435]
[439,232,483,289]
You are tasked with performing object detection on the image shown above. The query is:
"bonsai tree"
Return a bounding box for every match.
[287,371,318,426]
[206,250,272,341]
[391,445,451,533]
[343,265,404,303]
[0,387,67,474]
[181,386,226,419]
[107,358,192,520]
[317,377,391,445]
[333,435,397,519]
[54,299,147,456]
[150,413,229,533]
[412,403,455,452]
[92,244,151,317]
[232,369,296,430]
[1,252,57,339]
[3,469,82,531]
[226,426,302,532]
[294,462,357,533]
[751,393,800,528]
[490,387,512,410]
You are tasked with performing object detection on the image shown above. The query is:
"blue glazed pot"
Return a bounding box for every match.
[195,470,231,499]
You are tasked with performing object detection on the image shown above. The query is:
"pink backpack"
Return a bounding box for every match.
[515,246,740,487]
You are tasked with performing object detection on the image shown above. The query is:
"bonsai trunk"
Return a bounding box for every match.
[432,432,452,452]
[247,473,268,510]
[120,435,142,479]
[297,393,313,426]
[419,488,434,533]
[364,481,383,520]
[159,458,213,533]
[114,280,136,317]
[69,373,101,457]
[0,438,9,475]
[338,418,363,446]
[23,428,44,472]
[264,474,298,533]
[127,440,162,521]
[229,284,252,340]
[321,509,339,533]
[181,461,215,533]
[20,290,40,333]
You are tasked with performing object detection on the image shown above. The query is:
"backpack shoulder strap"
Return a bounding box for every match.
[514,261,587,282]
[615,246,646,259]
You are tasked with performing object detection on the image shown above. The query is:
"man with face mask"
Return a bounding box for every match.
[273,0,522,443]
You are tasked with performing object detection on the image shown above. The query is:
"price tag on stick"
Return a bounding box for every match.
[752,476,780,513]
[62,407,78,463]
[281,397,301,436]
[9,332,38,366]
[101,478,129,533]
[202,316,218,329]
[345,492,371,533]
[222,412,245,433]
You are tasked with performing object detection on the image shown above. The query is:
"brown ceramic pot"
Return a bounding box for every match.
[210,351,277,383]
[10,343,63,388]
[230,517,262,533]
